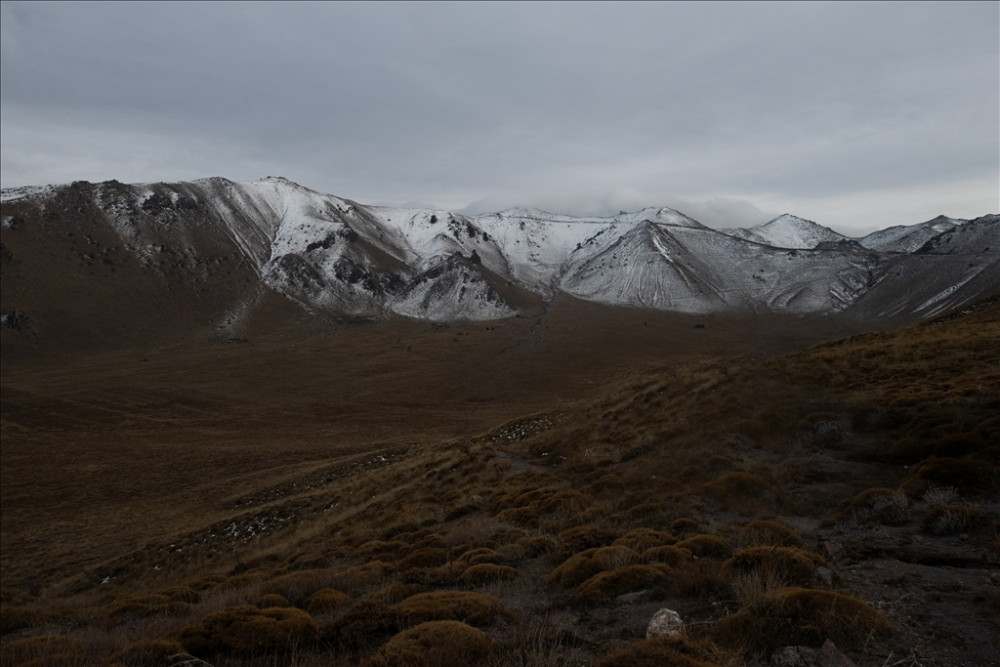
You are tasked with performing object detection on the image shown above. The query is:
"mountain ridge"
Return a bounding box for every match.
[2,177,998,344]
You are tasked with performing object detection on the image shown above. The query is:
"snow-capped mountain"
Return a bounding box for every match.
[859,215,964,253]
[723,214,847,249]
[2,177,997,335]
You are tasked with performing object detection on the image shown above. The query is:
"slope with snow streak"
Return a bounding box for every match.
[724,214,846,250]
[561,222,883,313]
[859,215,963,253]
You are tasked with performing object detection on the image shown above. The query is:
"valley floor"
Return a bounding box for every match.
[2,299,997,666]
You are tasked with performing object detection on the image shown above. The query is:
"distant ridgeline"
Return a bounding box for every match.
[2,177,998,330]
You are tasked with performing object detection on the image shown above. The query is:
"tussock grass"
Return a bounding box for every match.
[4,296,999,665]
[363,620,494,667]
[597,635,727,667]
[391,590,513,627]
[712,587,888,655]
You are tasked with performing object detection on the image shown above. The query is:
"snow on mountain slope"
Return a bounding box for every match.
[561,221,882,313]
[859,215,963,253]
[724,214,846,249]
[2,176,997,324]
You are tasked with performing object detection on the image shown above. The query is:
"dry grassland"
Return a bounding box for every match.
[2,296,998,666]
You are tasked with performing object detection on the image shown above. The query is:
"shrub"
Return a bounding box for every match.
[540,489,592,513]
[179,604,317,656]
[723,547,830,586]
[901,458,1000,498]
[737,521,804,548]
[920,505,990,536]
[669,518,700,536]
[557,526,619,556]
[570,565,673,605]
[548,548,604,588]
[392,591,512,627]
[306,587,351,614]
[592,545,641,569]
[642,545,694,568]
[117,638,186,667]
[675,534,733,559]
[494,506,539,527]
[514,535,557,557]
[459,563,521,585]
[363,620,494,667]
[597,635,723,667]
[397,548,449,571]
[321,599,399,651]
[259,593,292,608]
[0,636,78,666]
[614,528,678,551]
[697,472,776,512]
[370,583,427,604]
[261,569,336,605]
[712,587,888,655]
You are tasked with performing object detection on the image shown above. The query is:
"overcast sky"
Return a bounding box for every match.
[1,2,997,234]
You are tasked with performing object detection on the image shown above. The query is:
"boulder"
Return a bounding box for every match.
[645,607,685,639]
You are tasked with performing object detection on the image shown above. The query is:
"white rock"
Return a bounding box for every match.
[645,607,685,639]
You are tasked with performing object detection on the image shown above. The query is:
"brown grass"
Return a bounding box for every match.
[712,587,888,655]
[363,620,494,667]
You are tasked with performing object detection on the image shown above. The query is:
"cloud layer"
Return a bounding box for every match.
[2,2,997,235]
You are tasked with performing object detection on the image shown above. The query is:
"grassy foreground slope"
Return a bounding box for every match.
[1,296,998,666]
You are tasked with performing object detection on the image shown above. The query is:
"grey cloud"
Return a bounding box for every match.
[2,2,997,231]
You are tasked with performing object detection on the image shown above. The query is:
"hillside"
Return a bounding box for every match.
[2,295,997,666]
[3,178,997,353]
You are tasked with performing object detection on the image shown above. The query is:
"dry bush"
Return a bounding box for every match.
[548,548,604,588]
[363,620,493,667]
[539,489,592,513]
[396,547,449,572]
[900,458,1000,498]
[697,472,777,513]
[586,474,626,498]
[613,528,677,551]
[333,560,394,594]
[306,587,351,614]
[451,547,499,574]
[556,526,619,556]
[212,571,265,592]
[724,547,830,587]
[459,563,521,585]
[116,637,186,667]
[320,599,400,651]
[670,517,700,536]
[921,485,959,506]
[0,635,79,665]
[737,520,804,548]
[920,505,990,536]
[392,590,512,627]
[512,535,557,557]
[369,582,427,605]
[675,534,733,559]
[597,635,725,667]
[569,564,673,606]
[712,587,888,656]
[106,593,175,619]
[261,568,336,605]
[591,545,641,569]
[642,545,694,568]
[179,604,317,657]
[669,558,731,599]
[0,606,44,635]
[259,593,292,608]
[494,506,540,528]
[824,487,907,526]
[356,539,409,560]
